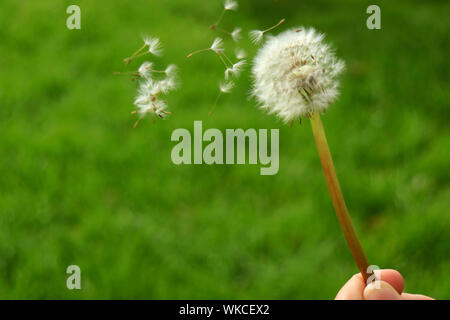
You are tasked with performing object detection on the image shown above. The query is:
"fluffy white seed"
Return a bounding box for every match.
[143,36,163,56]
[220,81,234,93]
[164,64,177,78]
[138,61,153,78]
[210,37,224,54]
[224,60,246,80]
[224,0,238,11]
[231,27,242,42]
[249,30,264,44]
[235,48,247,59]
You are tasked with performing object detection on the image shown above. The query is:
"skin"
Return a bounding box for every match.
[335,269,434,300]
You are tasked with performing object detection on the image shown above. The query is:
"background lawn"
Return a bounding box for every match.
[0,0,449,299]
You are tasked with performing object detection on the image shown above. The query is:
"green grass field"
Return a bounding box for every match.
[0,0,449,299]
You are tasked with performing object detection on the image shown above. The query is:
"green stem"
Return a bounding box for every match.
[309,112,370,282]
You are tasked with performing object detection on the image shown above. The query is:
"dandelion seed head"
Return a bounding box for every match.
[224,0,238,11]
[251,27,345,122]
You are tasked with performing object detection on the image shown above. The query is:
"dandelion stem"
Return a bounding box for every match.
[209,91,223,116]
[212,9,226,29]
[218,28,232,36]
[113,71,137,75]
[217,53,231,68]
[187,48,211,58]
[131,44,147,59]
[134,51,152,59]
[222,52,234,66]
[263,18,286,34]
[124,44,147,65]
[309,112,371,282]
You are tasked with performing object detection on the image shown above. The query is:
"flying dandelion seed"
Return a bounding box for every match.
[249,18,286,44]
[164,64,178,78]
[235,48,247,59]
[209,81,235,116]
[220,81,234,93]
[143,36,163,56]
[187,37,224,58]
[224,0,238,11]
[211,38,224,54]
[117,37,177,127]
[211,0,239,30]
[124,35,163,65]
[225,60,246,80]
[188,1,246,115]
[231,27,242,42]
[249,30,264,44]
[137,61,153,79]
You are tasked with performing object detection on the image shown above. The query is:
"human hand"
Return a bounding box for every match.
[335,269,434,300]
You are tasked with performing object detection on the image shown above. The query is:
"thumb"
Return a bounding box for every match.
[364,281,402,300]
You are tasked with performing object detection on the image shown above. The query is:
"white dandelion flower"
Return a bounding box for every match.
[210,37,224,54]
[249,30,264,44]
[138,61,153,78]
[235,48,247,60]
[220,81,234,93]
[143,36,163,56]
[251,27,345,122]
[231,27,242,42]
[224,0,238,11]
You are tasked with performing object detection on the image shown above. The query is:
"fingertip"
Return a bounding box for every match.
[364,281,402,300]
[401,293,435,300]
[374,269,404,294]
[335,273,365,300]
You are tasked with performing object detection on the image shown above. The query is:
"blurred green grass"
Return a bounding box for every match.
[0,0,449,299]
